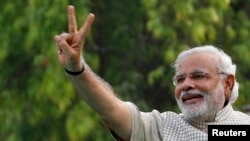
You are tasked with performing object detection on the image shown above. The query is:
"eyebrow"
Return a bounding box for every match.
[192,69,206,73]
[175,69,207,76]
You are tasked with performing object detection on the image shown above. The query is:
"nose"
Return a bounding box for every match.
[179,76,195,91]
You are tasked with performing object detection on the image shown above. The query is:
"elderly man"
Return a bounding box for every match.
[54,5,250,141]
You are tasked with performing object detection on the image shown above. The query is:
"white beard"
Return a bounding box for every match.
[177,82,226,122]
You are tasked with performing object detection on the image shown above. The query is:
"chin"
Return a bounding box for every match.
[179,102,208,119]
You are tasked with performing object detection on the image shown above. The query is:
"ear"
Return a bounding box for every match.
[224,74,235,99]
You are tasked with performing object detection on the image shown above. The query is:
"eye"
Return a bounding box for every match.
[176,75,186,84]
[191,72,207,81]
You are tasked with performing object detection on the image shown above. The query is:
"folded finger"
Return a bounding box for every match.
[55,35,73,55]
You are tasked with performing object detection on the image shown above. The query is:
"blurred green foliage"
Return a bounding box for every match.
[1,0,250,140]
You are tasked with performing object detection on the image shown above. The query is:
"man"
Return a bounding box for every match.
[54,5,250,141]
[242,105,250,115]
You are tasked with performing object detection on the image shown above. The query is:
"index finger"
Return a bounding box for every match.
[68,5,77,33]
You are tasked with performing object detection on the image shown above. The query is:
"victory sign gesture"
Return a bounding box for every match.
[55,5,95,73]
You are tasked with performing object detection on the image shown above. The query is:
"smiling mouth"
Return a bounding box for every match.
[182,94,203,104]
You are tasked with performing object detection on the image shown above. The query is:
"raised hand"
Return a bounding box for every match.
[55,5,95,72]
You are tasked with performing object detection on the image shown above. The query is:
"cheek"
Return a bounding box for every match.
[175,87,181,99]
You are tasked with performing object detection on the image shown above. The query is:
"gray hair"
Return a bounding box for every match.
[173,45,239,104]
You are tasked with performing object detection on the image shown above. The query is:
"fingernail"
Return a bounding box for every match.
[55,36,61,42]
[58,50,62,54]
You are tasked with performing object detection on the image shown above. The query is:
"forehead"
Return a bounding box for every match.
[177,52,219,73]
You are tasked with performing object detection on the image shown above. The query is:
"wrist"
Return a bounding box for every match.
[64,61,85,75]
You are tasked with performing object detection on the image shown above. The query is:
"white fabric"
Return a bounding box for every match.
[126,102,250,141]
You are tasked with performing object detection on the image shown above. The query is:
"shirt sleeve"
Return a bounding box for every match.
[126,102,164,141]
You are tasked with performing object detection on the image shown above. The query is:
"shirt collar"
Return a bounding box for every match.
[184,104,234,133]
